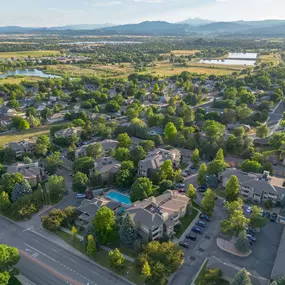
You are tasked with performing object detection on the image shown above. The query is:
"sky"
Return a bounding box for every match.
[1,0,285,27]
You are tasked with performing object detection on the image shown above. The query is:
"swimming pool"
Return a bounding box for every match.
[106,191,132,206]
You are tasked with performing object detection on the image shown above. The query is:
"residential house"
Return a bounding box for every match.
[7,162,44,187]
[47,112,66,124]
[0,115,12,127]
[125,190,190,242]
[89,157,121,183]
[138,148,181,177]
[219,168,285,204]
[227,124,251,132]
[8,138,37,158]
[207,256,270,285]
[54,127,82,139]
[75,197,118,229]
[177,148,194,164]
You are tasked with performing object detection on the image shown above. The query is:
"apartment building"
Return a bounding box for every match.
[125,190,189,242]
[138,148,181,177]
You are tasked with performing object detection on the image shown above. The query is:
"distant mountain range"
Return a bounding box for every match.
[1,19,285,36]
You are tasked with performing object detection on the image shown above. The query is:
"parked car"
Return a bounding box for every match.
[246,229,256,236]
[186,232,197,241]
[197,185,207,192]
[265,212,271,219]
[176,183,185,189]
[270,213,278,222]
[179,241,189,249]
[246,206,252,215]
[76,193,86,199]
[247,234,256,242]
[196,220,207,228]
[222,199,226,205]
[199,214,211,222]
[245,227,257,234]
[191,227,202,234]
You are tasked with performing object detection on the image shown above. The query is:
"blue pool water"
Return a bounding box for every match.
[106,191,132,206]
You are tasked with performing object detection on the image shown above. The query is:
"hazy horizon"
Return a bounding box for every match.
[1,0,284,27]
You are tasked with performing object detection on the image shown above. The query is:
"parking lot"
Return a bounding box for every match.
[170,198,285,285]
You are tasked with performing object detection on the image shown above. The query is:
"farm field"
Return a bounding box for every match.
[0,50,60,58]
[259,53,282,65]
[0,76,43,85]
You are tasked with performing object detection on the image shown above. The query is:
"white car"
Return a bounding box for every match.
[246,206,252,214]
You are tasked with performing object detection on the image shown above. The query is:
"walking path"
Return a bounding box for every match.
[60,227,136,263]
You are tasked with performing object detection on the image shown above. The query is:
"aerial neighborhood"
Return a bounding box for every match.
[1,12,285,285]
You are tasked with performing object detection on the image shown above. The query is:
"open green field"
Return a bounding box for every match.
[0,125,50,146]
[145,61,244,76]
[259,53,282,65]
[0,76,43,85]
[0,50,60,58]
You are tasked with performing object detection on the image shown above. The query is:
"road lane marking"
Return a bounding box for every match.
[24,243,56,262]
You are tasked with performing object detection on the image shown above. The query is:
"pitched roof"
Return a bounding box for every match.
[271,227,285,280]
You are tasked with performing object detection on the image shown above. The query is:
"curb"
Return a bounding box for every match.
[32,228,135,285]
[216,238,252,257]
[191,258,208,285]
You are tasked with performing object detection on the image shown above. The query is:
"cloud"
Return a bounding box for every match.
[92,0,121,6]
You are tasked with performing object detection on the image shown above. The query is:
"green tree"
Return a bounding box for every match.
[141,261,151,279]
[0,192,11,214]
[47,175,66,202]
[71,226,78,238]
[41,209,66,231]
[92,206,117,244]
[109,248,125,270]
[191,149,200,168]
[207,148,228,175]
[118,133,131,148]
[241,160,263,173]
[130,177,154,202]
[201,268,223,285]
[198,163,207,186]
[86,143,103,159]
[164,122,177,141]
[249,206,268,229]
[35,135,51,156]
[203,120,226,139]
[225,175,240,202]
[256,124,269,138]
[230,268,252,285]
[116,169,133,188]
[187,184,197,200]
[130,146,146,164]
[235,230,250,253]
[140,140,155,152]
[159,160,175,182]
[0,173,24,195]
[119,213,137,247]
[45,152,63,174]
[201,189,216,216]
[72,171,89,193]
[115,147,130,162]
[106,100,120,113]
[86,235,97,258]
[0,244,20,285]
[73,156,95,175]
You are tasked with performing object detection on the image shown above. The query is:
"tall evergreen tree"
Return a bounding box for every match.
[86,234,97,258]
[225,175,240,202]
[198,163,207,185]
[119,213,137,247]
[230,268,252,285]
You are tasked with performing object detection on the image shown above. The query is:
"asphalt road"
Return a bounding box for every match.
[0,218,131,285]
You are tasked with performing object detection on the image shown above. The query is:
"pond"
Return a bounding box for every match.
[199,52,257,66]
[0,69,61,79]
[199,59,256,66]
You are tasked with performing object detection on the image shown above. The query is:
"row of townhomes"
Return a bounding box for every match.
[220,168,285,204]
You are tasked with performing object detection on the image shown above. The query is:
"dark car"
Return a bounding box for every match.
[270,213,278,222]
[246,229,255,236]
[197,185,207,192]
[191,227,202,234]
[179,241,189,248]
[199,214,211,222]
[247,234,256,242]
[265,212,271,219]
[186,232,197,241]
[196,220,207,228]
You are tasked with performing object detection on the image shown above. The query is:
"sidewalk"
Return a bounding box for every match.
[17,274,37,285]
[60,227,135,263]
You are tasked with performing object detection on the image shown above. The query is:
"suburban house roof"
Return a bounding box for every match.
[126,190,189,230]
[100,139,118,151]
[94,157,121,175]
[54,127,82,138]
[7,162,42,179]
[207,256,270,285]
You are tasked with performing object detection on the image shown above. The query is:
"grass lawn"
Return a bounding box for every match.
[0,50,60,59]
[195,260,229,285]
[108,240,139,258]
[0,125,51,146]
[259,53,282,65]
[174,208,198,238]
[193,201,202,211]
[0,76,44,85]
[8,276,22,285]
[56,230,144,285]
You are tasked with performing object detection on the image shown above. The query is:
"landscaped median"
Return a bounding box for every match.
[217,238,252,257]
